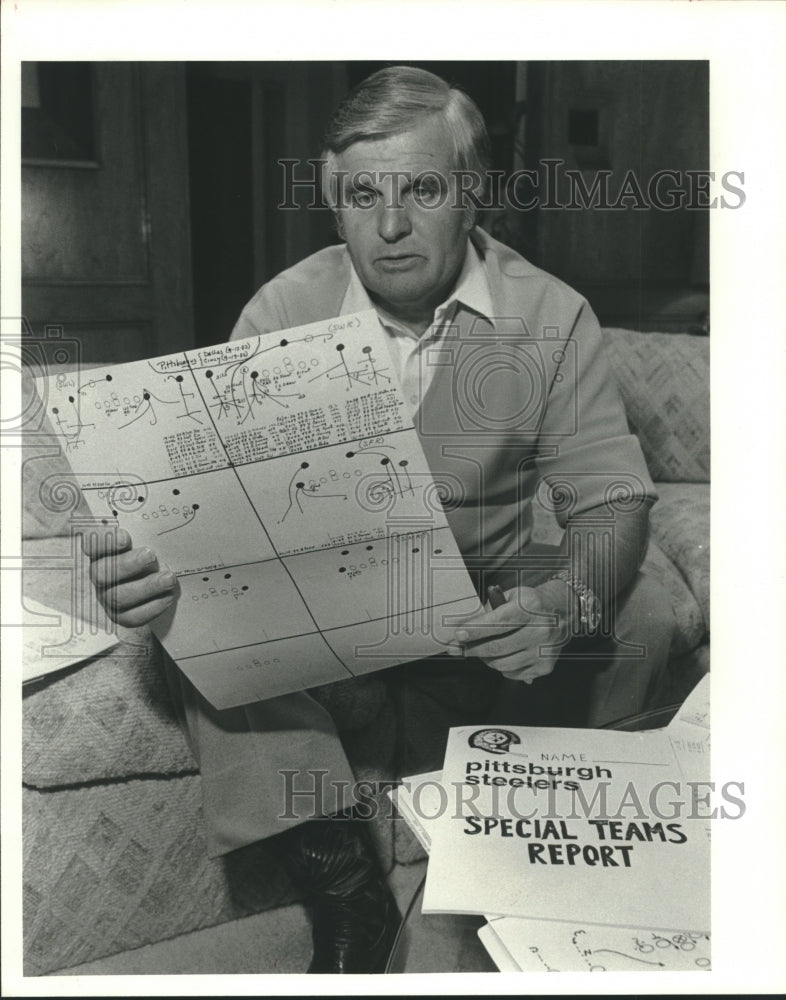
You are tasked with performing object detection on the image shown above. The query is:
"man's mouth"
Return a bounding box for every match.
[375,253,423,271]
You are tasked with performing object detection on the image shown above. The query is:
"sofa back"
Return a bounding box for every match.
[602,328,709,483]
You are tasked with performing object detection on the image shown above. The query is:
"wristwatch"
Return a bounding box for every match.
[551,571,602,631]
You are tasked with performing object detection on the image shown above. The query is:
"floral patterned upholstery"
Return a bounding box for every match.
[641,537,705,656]
[603,328,709,483]
[649,482,710,629]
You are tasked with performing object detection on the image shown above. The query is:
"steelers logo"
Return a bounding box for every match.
[468,728,521,756]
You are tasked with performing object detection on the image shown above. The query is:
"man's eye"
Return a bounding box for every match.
[412,181,443,206]
[351,189,377,208]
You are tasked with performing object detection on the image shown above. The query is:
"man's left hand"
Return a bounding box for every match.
[446,585,568,683]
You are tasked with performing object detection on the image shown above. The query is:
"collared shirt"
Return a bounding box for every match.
[339,240,494,414]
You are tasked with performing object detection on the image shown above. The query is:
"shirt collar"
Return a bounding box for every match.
[339,238,494,340]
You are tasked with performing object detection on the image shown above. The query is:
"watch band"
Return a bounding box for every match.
[551,570,602,631]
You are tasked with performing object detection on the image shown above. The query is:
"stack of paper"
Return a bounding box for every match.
[391,675,711,972]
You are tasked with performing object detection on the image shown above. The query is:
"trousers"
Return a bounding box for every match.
[164,568,675,857]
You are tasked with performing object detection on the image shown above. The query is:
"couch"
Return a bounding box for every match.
[20,326,709,974]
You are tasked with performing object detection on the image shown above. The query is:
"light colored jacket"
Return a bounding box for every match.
[231,228,655,564]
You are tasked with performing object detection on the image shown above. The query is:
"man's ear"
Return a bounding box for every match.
[334,210,346,241]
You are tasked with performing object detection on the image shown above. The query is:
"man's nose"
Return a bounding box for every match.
[377,202,412,242]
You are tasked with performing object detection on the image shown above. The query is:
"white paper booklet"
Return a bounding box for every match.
[391,769,443,853]
[37,311,480,708]
[666,674,710,784]
[668,673,710,732]
[421,724,710,932]
[392,765,710,973]
[476,922,520,972]
[483,910,710,973]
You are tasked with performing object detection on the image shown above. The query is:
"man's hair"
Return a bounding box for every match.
[321,65,491,210]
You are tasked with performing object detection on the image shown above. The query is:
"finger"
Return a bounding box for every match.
[505,661,556,684]
[506,667,539,685]
[80,524,132,560]
[90,547,159,589]
[462,628,548,661]
[482,650,557,681]
[102,570,178,614]
[444,641,466,657]
[449,615,528,650]
[113,594,178,629]
[482,651,539,676]
[508,661,556,684]
[455,598,525,629]
[451,598,553,646]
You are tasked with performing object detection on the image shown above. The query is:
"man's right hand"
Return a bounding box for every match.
[81,527,178,628]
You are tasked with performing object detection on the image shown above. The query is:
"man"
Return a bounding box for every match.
[83,66,675,973]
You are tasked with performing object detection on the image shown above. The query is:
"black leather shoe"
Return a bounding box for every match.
[274,818,401,973]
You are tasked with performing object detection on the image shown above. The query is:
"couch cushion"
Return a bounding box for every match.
[22,440,82,539]
[603,329,709,483]
[23,775,300,975]
[23,644,198,787]
[649,483,710,629]
[22,537,197,786]
[21,371,92,539]
[641,537,706,656]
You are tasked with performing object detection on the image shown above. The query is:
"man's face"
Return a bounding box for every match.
[330,114,473,327]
